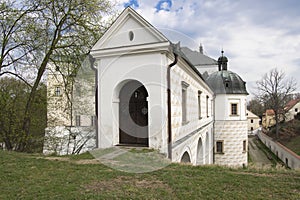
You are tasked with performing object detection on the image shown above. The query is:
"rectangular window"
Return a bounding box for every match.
[231,103,238,115]
[251,119,254,123]
[243,140,247,152]
[75,115,81,126]
[55,86,61,96]
[295,108,298,112]
[198,91,202,119]
[206,95,209,117]
[182,82,189,124]
[216,141,223,153]
[91,116,96,127]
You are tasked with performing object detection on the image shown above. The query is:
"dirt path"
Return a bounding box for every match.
[248,136,273,167]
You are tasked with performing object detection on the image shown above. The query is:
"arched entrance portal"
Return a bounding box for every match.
[119,80,149,146]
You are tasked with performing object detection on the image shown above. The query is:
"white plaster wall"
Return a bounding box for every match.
[96,52,168,153]
[286,102,300,121]
[214,120,248,166]
[214,94,247,121]
[47,68,72,127]
[101,17,161,49]
[247,117,260,132]
[168,57,214,165]
[170,59,214,143]
[43,126,96,155]
[172,123,213,165]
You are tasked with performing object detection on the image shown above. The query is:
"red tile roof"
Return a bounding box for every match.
[265,109,275,115]
[285,99,300,111]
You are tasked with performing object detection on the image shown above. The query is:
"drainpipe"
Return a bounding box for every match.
[89,54,98,148]
[212,93,216,164]
[167,53,178,160]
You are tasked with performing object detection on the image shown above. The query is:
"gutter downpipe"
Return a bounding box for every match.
[89,54,99,148]
[167,53,178,160]
[212,93,216,164]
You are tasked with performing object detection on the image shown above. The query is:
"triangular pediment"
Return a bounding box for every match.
[92,7,169,51]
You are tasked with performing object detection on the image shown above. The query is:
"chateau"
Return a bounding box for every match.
[44,7,248,167]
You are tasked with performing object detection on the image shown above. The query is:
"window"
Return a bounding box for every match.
[251,119,254,123]
[75,115,81,126]
[243,140,247,152]
[181,82,189,124]
[216,141,223,153]
[225,81,229,88]
[206,95,209,117]
[251,127,254,131]
[55,86,61,96]
[198,91,202,119]
[295,108,298,112]
[231,103,238,115]
[91,116,96,127]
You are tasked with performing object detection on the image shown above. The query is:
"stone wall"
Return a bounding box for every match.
[257,131,300,169]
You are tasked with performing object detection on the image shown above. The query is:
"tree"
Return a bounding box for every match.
[256,68,297,139]
[0,0,112,151]
[0,77,46,152]
[247,98,264,117]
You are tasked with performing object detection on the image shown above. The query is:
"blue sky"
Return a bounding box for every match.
[111,0,300,96]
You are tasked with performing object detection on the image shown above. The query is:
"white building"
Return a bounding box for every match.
[44,7,248,167]
[206,52,248,166]
[246,110,260,134]
[285,99,300,121]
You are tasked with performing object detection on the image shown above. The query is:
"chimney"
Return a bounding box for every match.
[199,43,204,54]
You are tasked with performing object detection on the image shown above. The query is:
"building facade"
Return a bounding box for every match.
[246,110,260,134]
[44,7,248,167]
[206,53,248,166]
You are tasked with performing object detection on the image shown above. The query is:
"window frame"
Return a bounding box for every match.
[54,86,61,97]
[75,115,81,126]
[216,140,224,154]
[206,95,209,118]
[230,103,238,116]
[243,140,247,153]
[181,81,189,125]
[198,91,202,119]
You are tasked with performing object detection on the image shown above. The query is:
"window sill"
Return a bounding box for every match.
[215,152,224,155]
[182,121,189,126]
[230,114,239,117]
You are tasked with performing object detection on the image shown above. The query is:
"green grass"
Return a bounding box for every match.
[253,137,284,167]
[284,136,300,155]
[0,150,299,199]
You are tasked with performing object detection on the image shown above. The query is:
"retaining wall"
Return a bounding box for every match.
[257,131,300,169]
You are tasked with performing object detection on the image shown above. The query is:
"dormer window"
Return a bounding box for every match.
[225,81,229,88]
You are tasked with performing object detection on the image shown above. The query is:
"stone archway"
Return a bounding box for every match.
[119,80,149,146]
[197,137,204,165]
[181,151,191,163]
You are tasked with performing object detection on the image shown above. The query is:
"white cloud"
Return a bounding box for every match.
[110,0,300,95]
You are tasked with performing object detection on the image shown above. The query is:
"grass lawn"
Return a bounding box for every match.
[0,150,299,199]
[283,135,300,155]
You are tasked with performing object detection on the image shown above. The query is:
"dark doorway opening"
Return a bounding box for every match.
[119,81,149,146]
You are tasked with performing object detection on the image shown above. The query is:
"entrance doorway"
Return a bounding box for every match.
[119,81,149,146]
